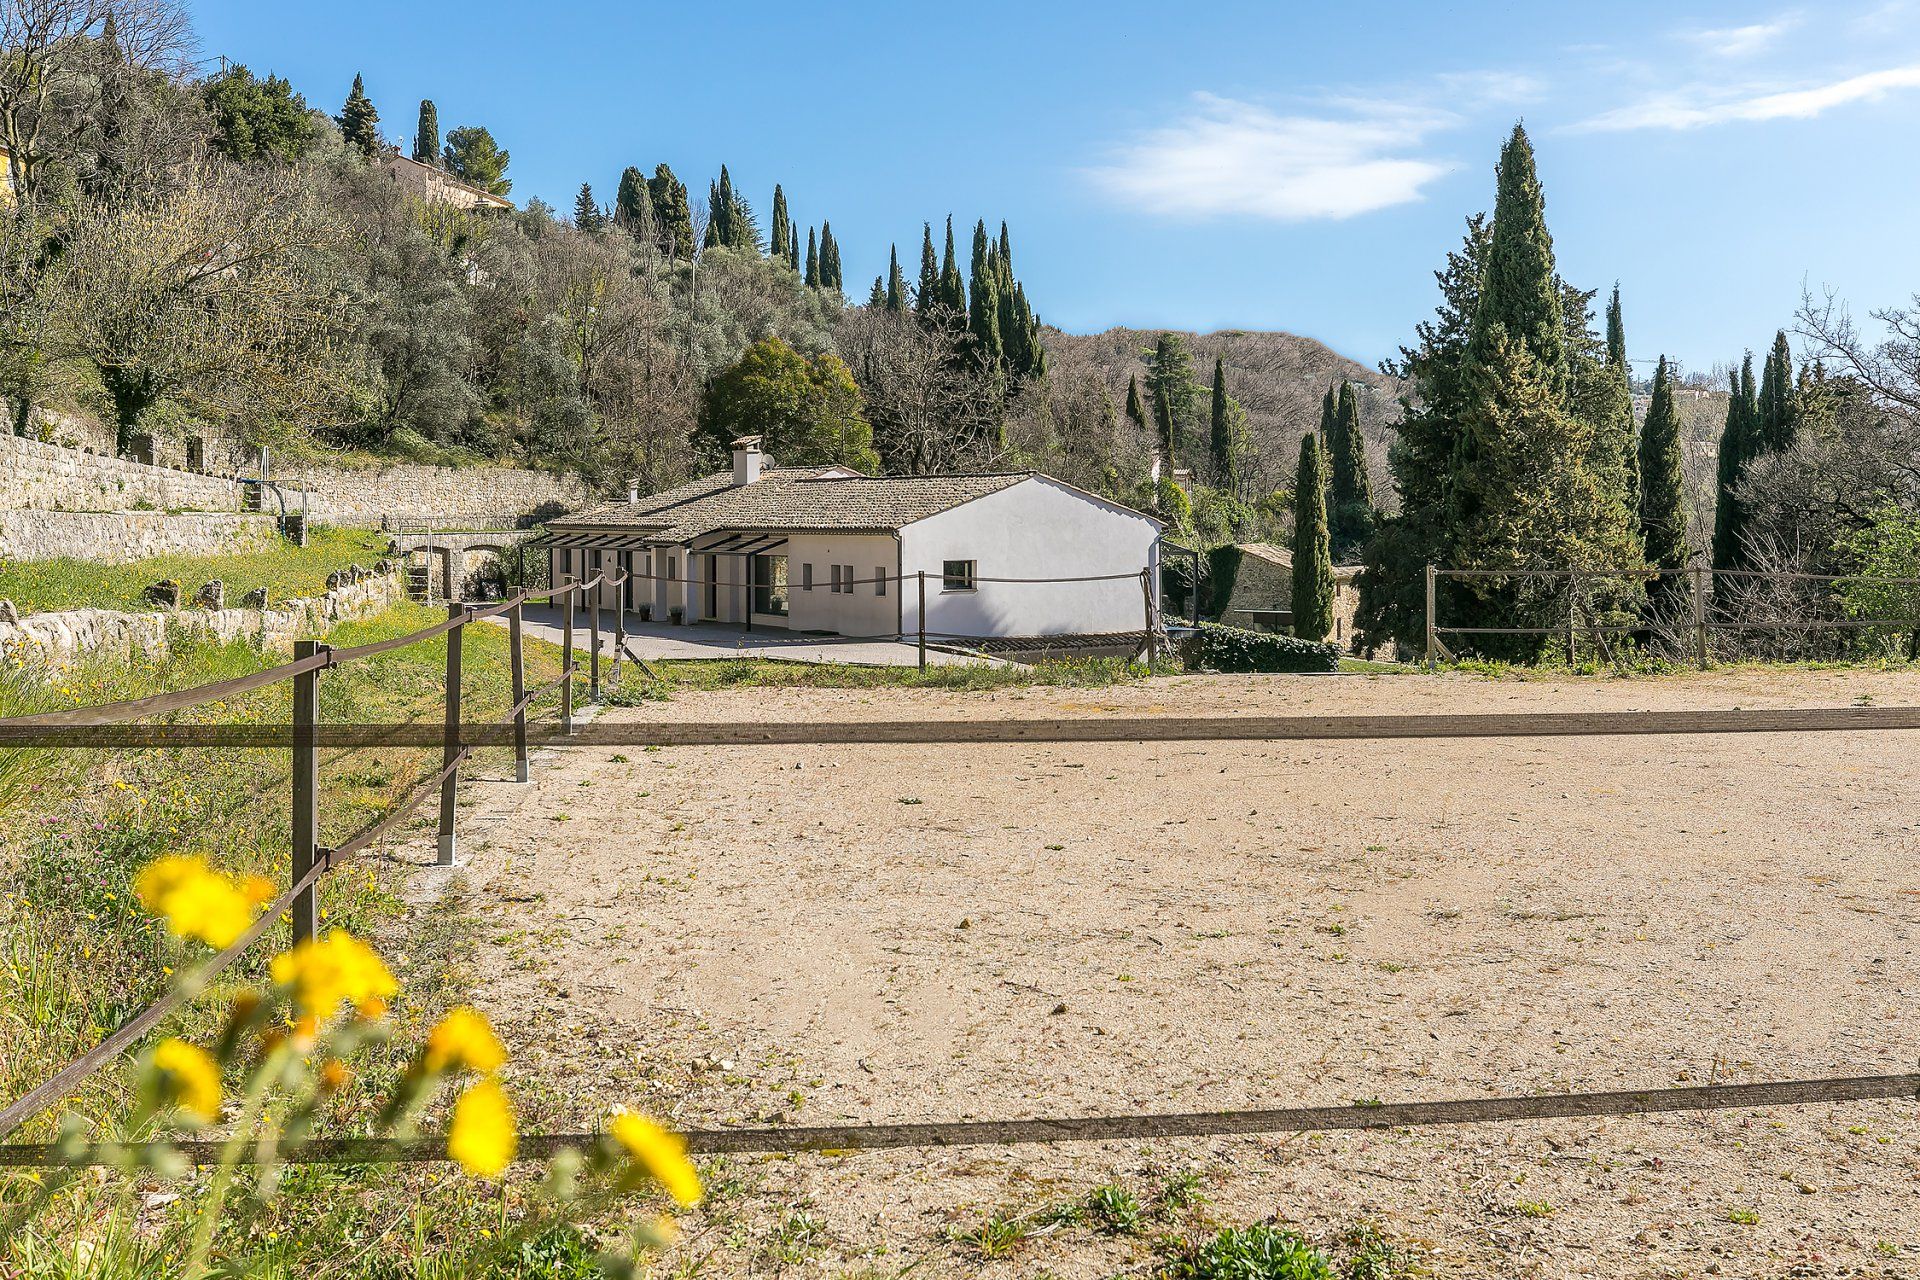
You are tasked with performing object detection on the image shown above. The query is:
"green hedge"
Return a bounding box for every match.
[1183,622,1339,674]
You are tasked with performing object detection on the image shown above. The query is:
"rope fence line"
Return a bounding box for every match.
[3,1071,1915,1168]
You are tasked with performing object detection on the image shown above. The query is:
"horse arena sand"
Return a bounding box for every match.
[434,668,1920,1277]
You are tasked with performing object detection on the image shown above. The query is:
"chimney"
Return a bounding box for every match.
[626,477,639,504]
[731,435,764,486]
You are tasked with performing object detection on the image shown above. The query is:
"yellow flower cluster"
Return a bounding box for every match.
[135,855,262,949]
[422,1007,506,1075]
[447,1077,517,1178]
[611,1111,703,1206]
[268,930,397,1020]
[151,1038,221,1124]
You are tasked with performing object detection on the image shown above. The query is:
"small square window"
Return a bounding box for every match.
[875,568,887,597]
[942,560,977,592]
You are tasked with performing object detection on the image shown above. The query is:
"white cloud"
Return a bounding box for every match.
[1086,94,1452,222]
[1680,15,1801,58]
[1572,61,1920,130]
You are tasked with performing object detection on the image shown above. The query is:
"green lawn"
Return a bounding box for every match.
[604,653,1179,700]
[0,525,390,615]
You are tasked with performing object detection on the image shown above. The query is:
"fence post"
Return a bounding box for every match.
[1140,568,1156,663]
[612,562,625,689]
[509,599,529,783]
[588,554,602,703]
[917,570,927,672]
[560,576,575,735]
[1424,564,1437,673]
[290,639,324,946]
[1692,563,1710,670]
[438,602,465,865]
[1566,571,1580,667]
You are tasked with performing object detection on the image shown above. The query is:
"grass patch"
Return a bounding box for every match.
[602,653,1177,700]
[0,525,388,615]
[1163,1225,1336,1279]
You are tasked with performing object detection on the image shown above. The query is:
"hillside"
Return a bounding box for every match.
[1041,326,1408,502]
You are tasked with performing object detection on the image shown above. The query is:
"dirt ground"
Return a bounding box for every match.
[447,668,1920,1278]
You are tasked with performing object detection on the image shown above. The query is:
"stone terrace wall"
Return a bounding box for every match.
[293,463,590,526]
[0,432,255,512]
[0,565,406,666]
[0,511,282,563]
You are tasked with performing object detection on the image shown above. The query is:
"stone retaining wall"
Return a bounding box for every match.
[0,431,262,512]
[0,565,406,666]
[289,462,590,525]
[0,511,283,563]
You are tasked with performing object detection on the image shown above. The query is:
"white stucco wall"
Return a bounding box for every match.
[899,478,1161,638]
[783,533,899,637]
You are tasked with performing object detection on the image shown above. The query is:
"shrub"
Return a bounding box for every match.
[1165,1225,1336,1280]
[1183,623,1339,674]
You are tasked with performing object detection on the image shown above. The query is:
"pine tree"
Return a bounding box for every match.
[648,165,694,260]
[1638,355,1690,614]
[804,227,819,288]
[1328,381,1375,554]
[1291,434,1335,641]
[1712,354,1759,571]
[1755,329,1800,453]
[770,186,791,268]
[967,220,1003,362]
[938,216,966,314]
[915,224,938,318]
[572,183,603,230]
[614,166,650,233]
[885,245,905,312]
[411,99,438,164]
[819,221,842,292]
[337,74,381,156]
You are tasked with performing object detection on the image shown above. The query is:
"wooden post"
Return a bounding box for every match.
[509,600,529,783]
[917,570,927,672]
[1424,564,1437,673]
[560,575,575,735]
[588,552,602,703]
[612,562,625,689]
[437,603,465,865]
[1566,571,1580,667]
[290,639,323,945]
[1140,568,1155,663]
[1692,563,1710,670]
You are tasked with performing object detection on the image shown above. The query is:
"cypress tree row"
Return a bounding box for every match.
[769,186,791,269]
[1712,354,1759,571]
[337,74,381,156]
[1637,355,1690,615]
[885,245,906,313]
[1291,433,1335,641]
[967,219,1003,362]
[1754,329,1800,453]
[411,99,438,164]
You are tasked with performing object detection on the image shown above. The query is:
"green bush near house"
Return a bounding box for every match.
[1184,622,1339,674]
[0,526,388,616]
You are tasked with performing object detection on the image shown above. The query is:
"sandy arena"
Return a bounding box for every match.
[440,668,1920,1278]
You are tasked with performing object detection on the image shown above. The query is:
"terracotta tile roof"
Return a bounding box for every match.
[550,469,1034,543]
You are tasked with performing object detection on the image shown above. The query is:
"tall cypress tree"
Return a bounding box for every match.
[868,277,886,307]
[769,185,791,268]
[915,224,938,318]
[1208,358,1234,489]
[614,166,649,233]
[1712,354,1759,571]
[1318,384,1338,448]
[1291,434,1335,641]
[1146,334,1199,464]
[1755,329,1800,453]
[819,222,842,292]
[648,165,694,260]
[572,183,603,230]
[1638,355,1690,614]
[411,99,438,164]
[804,227,819,288]
[885,245,906,313]
[1470,123,1565,395]
[967,220,1003,362]
[1328,381,1374,555]
[337,74,381,156]
[1124,375,1148,437]
[1602,284,1640,516]
[938,216,966,314]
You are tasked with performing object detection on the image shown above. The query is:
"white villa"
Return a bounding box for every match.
[539,438,1163,641]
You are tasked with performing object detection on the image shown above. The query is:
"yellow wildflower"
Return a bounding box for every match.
[318,1059,350,1092]
[134,856,257,949]
[422,1008,506,1075]
[268,931,398,1020]
[447,1078,517,1177]
[610,1111,702,1205]
[150,1039,221,1124]
[240,875,277,908]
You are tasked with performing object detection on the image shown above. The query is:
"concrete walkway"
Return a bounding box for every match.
[491,605,1007,668]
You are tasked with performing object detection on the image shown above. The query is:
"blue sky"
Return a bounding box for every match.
[191,0,1920,374]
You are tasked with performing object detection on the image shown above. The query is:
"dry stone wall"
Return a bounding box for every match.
[0,511,282,563]
[0,432,260,512]
[290,463,589,525]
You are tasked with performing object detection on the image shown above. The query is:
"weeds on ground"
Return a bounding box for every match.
[601,654,1179,701]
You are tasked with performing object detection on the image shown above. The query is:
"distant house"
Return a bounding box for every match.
[540,437,1164,641]
[380,154,512,213]
[1213,542,1362,646]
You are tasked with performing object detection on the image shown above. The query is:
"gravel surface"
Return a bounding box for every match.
[451,669,1920,1278]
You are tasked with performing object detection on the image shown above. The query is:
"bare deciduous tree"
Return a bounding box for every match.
[836,305,1003,474]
